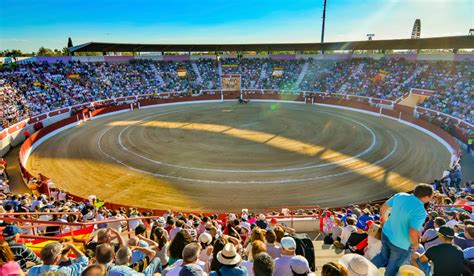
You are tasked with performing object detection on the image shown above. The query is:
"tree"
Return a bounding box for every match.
[0,49,24,57]
[37,47,55,56]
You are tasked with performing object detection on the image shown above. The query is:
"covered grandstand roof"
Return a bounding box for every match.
[68,35,474,53]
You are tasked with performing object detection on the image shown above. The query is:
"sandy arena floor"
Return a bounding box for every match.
[27,102,451,212]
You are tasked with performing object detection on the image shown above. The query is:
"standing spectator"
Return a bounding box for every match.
[252,252,273,276]
[412,226,465,276]
[2,225,41,270]
[274,237,297,276]
[28,242,88,275]
[371,184,433,276]
[0,240,23,275]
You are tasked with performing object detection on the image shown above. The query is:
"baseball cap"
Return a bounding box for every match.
[280,237,297,250]
[259,214,266,220]
[270,218,278,225]
[2,225,23,237]
[438,226,455,239]
[290,255,310,274]
[429,211,439,218]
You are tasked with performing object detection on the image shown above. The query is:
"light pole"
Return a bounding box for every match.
[321,0,327,54]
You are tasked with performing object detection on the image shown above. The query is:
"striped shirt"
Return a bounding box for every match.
[7,240,42,270]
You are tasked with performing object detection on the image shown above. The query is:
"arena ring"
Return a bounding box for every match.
[23,99,452,212]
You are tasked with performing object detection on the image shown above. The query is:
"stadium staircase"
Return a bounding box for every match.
[217,60,223,76]
[294,62,310,88]
[191,62,203,84]
[149,64,165,86]
[259,62,268,81]
[394,64,429,102]
[338,63,365,94]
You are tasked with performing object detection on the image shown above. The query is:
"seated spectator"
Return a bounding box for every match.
[335,217,357,248]
[321,262,349,276]
[169,230,193,266]
[241,240,266,276]
[198,233,213,271]
[210,243,248,276]
[108,246,160,276]
[82,264,107,276]
[454,225,474,249]
[252,252,273,276]
[363,222,381,259]
[152,227,170,267]
[412,226,465,276]
[209,237,228,272]
[421,217,446,250]
[446,211,460,229]
[0,240,23,276]
[265,230,281,259]
[162,243,205,276]
[28,242,88,275]
[289,255,315,276]
[338,254,378,276]
[2,225,41,270]
[86,228,125,254]
[274,237,297,276]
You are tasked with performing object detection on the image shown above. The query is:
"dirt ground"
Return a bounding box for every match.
[26,102,451,212]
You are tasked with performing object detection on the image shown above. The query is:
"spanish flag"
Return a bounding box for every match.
[25,225,94,255]
[67,74,80,79]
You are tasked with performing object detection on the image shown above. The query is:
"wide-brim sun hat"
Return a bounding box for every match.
[398,265,424,276]
[339,254,379,276]
[216,243,241,265]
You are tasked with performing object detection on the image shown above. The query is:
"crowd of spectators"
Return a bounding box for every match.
[0,58,472,129]
[0,156,470,275]
[319,161,474,276]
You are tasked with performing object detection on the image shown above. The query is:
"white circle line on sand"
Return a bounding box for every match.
[112,104,379,173]
[97,124,399,184]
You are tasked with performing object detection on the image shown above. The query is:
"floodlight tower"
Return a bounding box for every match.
[321,0,327,54]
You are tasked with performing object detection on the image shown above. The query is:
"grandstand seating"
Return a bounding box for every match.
[0,55,473,275]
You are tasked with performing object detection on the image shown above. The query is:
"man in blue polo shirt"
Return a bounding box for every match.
[371,183,433,276]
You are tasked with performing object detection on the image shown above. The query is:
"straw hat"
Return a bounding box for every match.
[397,265,424,276]
[216,243,241,265]
[339,254,378,276]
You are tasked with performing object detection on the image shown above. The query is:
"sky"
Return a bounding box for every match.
[0,0,472,52]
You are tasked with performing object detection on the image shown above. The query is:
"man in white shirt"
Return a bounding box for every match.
[274,237,296,276]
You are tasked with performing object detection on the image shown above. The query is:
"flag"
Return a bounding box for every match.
[272,67,284,77]
[25,225,95,256]
[177,67,187,77]
[67,74,80,79]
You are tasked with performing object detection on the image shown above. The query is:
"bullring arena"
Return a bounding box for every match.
[24,98,451,212]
